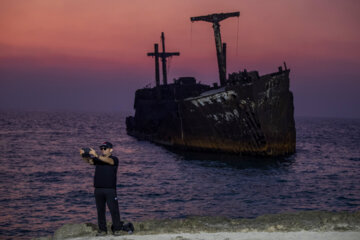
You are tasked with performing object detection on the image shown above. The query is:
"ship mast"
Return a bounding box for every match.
[147,44,161,87]
[159,32,180,85]
[147,32,180,86]
[191,12,240,86]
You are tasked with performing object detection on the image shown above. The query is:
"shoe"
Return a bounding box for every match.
[122,222,134,234]
[96,230,107,236]
[128,222,134,233]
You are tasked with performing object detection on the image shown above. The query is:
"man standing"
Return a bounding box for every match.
[80,141,126,236]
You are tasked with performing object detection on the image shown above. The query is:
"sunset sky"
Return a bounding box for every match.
[1,0,359,118]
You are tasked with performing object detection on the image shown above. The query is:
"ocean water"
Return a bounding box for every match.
[0,111,359,239]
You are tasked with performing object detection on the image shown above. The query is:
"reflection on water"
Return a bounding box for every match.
[0,112,359,239]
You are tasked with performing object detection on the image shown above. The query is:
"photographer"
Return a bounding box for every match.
[80,141,132,236]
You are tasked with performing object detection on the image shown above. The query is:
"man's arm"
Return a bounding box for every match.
[89,148,114,165]
[96,155,114,165]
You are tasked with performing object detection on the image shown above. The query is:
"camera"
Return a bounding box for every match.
[81,147,91,158]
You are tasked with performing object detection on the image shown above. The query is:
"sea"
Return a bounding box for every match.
[0,111,359,239]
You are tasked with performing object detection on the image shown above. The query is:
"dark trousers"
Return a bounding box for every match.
[94,188,123,232]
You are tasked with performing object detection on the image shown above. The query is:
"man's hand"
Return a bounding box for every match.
[79,148,85,155]
[89,148,98,158]
[79,148,93,165]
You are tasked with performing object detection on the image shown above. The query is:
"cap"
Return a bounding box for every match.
[99,141,113,149]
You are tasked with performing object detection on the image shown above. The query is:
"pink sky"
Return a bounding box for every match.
[0,0,359,117]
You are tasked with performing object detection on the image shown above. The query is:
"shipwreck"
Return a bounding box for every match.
[126,12,296,156]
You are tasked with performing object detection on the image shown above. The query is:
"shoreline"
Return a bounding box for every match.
[59,232,360,240]
[34,211,360,240]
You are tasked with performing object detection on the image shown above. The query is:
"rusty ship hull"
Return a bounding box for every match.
[126,68,295,156]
